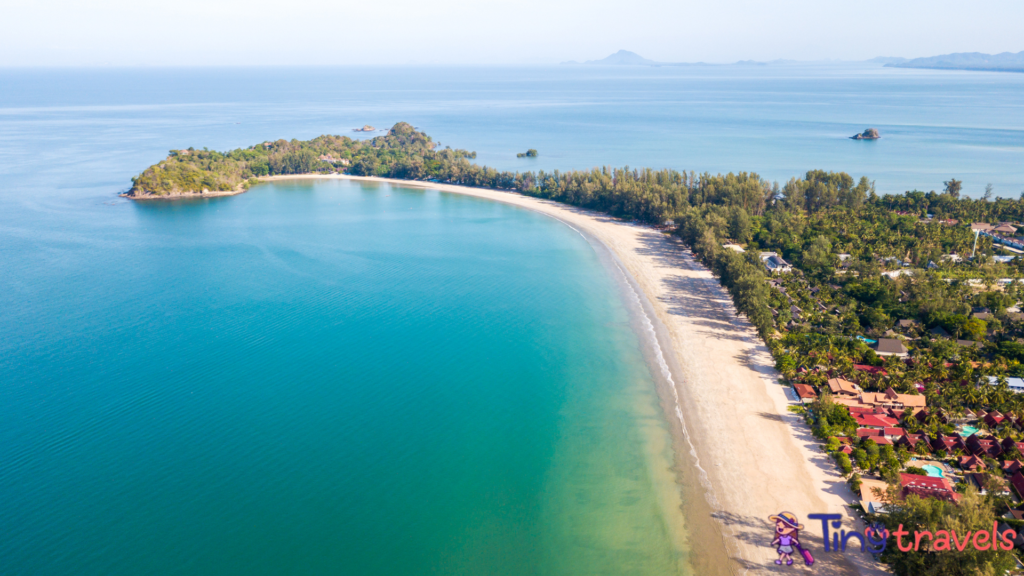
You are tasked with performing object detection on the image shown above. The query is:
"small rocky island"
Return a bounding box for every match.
[850,128,881,140]
[353,125,376,132]
[517,149,538,158]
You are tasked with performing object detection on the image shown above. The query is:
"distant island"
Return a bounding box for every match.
[353,125,376,132]
[883,50,1024,73]
[517,149,538,158]
[561,49,719,67]
[850,128,880,140]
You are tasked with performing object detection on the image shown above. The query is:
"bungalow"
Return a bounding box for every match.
[971,222,995,232]
[827,378,861,397]
[984,410,1007,427]
[1003,460,1024,475]
[993,224,1019,235]
[1001,437,1024,455]
[895,319,919,332]
[792,384,817,403]
[966,433,1003,458]
[930,326,952,338]
[897,434,929,452]
[856,428,885,439]
[1012,471,1024,500]
[987,376,1024,394]
[900,473,961,503]
[722,243,745,253]
[958,454,986,471]
[956,340,982,349]
[760,252,793,274]
[929,434,967,454]
[875,338,909,357]
[966,473,1011,496]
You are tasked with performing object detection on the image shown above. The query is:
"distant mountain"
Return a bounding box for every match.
[885,51,1024,73]
[561,50,663,66]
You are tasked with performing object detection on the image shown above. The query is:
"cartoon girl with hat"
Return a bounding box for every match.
[769,512,805,566]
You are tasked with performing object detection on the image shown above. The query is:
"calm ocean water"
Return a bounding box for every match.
[1,64,1022,574]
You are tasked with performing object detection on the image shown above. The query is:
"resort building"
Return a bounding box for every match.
[987,376,1024,394]
[826,378,861,397]
[759,252,793,274]
[833,386,927,412]
[875,338,909,357]
[900,473,961,503]
[792,384,817,403]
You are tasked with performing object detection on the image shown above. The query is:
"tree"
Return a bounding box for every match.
[880,487,1015,575]
[944,178,962,198]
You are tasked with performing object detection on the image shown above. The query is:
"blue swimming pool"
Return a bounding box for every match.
[960,426,979,437]
[922,464,945,478]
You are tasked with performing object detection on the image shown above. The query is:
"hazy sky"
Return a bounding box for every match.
[2,0,1022,66]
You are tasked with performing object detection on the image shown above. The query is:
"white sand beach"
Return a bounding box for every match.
[264,174,887,575]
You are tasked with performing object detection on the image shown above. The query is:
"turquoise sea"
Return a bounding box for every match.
[1,64,1023,575]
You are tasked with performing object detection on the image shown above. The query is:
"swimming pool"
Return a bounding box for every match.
[856,336,878,345]
[960,426,979,437]
[922,464,945,478]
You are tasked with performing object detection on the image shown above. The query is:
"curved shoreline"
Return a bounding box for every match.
[260,175,880,575]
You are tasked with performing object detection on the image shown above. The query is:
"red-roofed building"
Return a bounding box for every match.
[930,434,967,454]
[966,433,1003,458]
[839,445,853,455]
[900,473,961,503]
[897,434,930,453]
[854,413,900,429]
[866,436,892,445]
[1011,472,1024,499]
[1001,437,1024,455]
[793,384,817,403]
[958,455,986,471]
[853,365,889,376]
[883,427,905,439]
[1003,460,1024,475]
[857,428,884,438]
[985,411,1007,428]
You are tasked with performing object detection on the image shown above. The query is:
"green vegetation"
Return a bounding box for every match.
[517,149,538,158]
[875,486,1016,575]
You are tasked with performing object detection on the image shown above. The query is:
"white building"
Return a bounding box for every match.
[988,376,1024,394]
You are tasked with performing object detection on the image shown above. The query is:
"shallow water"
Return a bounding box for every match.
[0,177,691,574]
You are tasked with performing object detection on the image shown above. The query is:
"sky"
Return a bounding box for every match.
[1,0,1022,66]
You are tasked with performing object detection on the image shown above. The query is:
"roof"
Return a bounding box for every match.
[896,319,919,328]
[958,455,986,469]
[900,473,960,502]
[884,427,905,437]
[853,365,888,375]
[827,378,861,396]
[1003,460,1024,474]
[854,414,899,428]
[930,326,951,338]
[876,338,909,356]
[1011,472,1024,499]
[957,340,982,348]
[859,388,927,409]
[856,428,884,437]
[793,384,817,399]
